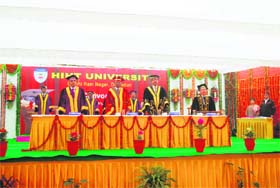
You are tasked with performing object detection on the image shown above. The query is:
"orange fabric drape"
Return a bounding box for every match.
[1,154,279,188]
[28,115,231,151]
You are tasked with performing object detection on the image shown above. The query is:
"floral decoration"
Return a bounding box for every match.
[0,128,7,142]
[171,88,180,111]
[137,130,144,140]
[244,127,255,139]
[5,83,16,109]
[183,88,194,103]
[194,118,206,138]
[69,132,80,142]
[210,87,219,103]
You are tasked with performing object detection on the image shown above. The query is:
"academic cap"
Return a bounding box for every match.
[197,83,208,90]
[66,74,79,80]
[129,90,137,94]
[112,75,124,81]
[149,75,160,79]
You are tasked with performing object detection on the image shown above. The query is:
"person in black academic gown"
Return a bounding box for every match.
[86,91,100,115]
[191,83,216,114]
[142,75,169,115]
[259,92,276,117]
[58,74,88,115]
[34,85,53,115]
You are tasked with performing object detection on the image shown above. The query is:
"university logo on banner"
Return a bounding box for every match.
[33,68,48,84]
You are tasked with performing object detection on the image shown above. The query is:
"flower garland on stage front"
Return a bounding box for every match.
[23,115,230,151]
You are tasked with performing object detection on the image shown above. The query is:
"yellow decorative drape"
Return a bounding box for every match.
[1,154,279,188]
[29,115,231,151]
[236,118,273,138]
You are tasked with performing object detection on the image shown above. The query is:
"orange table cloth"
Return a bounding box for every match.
[237,118,273,139]
[28,115,231,151]
[1,154,279,188]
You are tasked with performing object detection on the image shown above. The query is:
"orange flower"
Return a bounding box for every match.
[171,88,179,103]
[0,128,7,133]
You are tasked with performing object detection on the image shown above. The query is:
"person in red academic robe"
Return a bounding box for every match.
[86,91,100,115]
[104,76,129,115]
[34,85,53,114]
[58,75,88,115]
[127,90,142,114]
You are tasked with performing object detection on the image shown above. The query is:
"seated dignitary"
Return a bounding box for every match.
[191,83,216,114]
[127,90,142,114]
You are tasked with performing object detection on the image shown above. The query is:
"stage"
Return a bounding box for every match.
[1,137,280,187]
[0,137,279,161]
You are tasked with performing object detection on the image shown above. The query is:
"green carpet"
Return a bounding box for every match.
[1,137,279,162]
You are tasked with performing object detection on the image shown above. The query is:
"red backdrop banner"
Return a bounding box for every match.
[20,66,168,134]
[237,67,279,124]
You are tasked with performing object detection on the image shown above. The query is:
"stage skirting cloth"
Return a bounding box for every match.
[28,115,231,151]
[237,118,273,139]
[1,153,279,188]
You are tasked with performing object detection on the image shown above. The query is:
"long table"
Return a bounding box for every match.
[28,115,231,151]
[237,117,273,139]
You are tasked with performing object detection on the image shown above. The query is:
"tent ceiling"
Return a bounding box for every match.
[1,0,280,25]
[0,1,280,72]
[1,48,279,73]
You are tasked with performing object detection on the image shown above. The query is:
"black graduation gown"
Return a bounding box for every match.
[142,86,169,114]
[191,95,216,113]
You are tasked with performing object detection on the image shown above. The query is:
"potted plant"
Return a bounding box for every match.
[244,127,255,151]
[137,166,176,188]
[0,128,8,157]
[225,162,260,188]
[133,130,145,154]
[194,118,207,152]
[0,175,19,188]
[67,132,80,156]
[63,178,87,188]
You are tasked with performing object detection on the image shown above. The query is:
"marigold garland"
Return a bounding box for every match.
[168,69,180,79]
[182,70,192,80]
[5,83,16,109]
[6,83,16,102]
[171,88,180,111]
[207,70,219,80]
[193,70,206,80]
[5,64,19,74]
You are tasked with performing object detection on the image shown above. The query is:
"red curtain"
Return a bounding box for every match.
[237,67,280,124]
[237,69,251,117]
[268,75,280,125]
[251,77,266,105]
